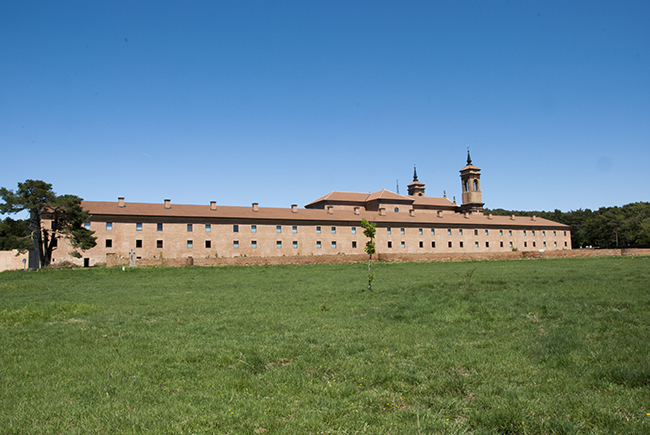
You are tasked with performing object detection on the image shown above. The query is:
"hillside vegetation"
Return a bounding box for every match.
[1,257,649,434]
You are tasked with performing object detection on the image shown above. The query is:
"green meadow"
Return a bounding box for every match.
[1,256,649,434]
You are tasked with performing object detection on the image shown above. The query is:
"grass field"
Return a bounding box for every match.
[1,256,649,434]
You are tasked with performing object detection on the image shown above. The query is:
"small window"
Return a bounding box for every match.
[431,229,435,235]
[387,241,392,248]
[106,222,112,231]
[524,242,528,247]
[84,222,91,230]
[532,230,536,236]
[419,241,423,248]
[105,239,112,248]
[187,240,193,249]
[533,242,536,247]
[510,241,513,248]
[419,228,423,235]
[316,226,321,233]
[565,241,568,247]
[553,231,557,237]
[292,226,298,234]
[447,229,452,235]
[475,241,479,248]
[542,231,546,237]
[486,241,490,248]
[564,231,567,236]
[499,230,503,236]
[233,241,239,249]
[460,241,464,248]
[508,230,512,236]
[205,224,211,232]
[474,229,479,236]
[251,241,257,248]
[292,241,298,249]
[316,241,321,249]
[554,241,557,247]
[205,240,211,248]
[400,228,405,235]
[523,230,527,236]
[432,241,436,248]
[276,241,282,248]
[157,240,163,248]
[233,224,239,233]
[251,225,257,233]
[394,207,399,213]
[351,227,356,234]
[136,240,142,248]
[543,241,547,247]
[352,241,357,248]
[136,223,142,231]
[276,226,282,233]
[157,223,163,232]
[387,228,392,235]
[186,224,192,232]
[401,241,405,248]
[485,230,489,236]
[459,229,463,235]
[448,241,452,248]
[331,241,337,249]
[331,226,336,234]
[500,241,503,248]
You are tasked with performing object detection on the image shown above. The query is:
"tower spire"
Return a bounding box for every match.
[413,165,418,181]
[467,148,472,166]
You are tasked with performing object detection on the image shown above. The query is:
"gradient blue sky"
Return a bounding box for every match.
[1,0,648,214]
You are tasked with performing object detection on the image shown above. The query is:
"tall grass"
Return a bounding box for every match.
[1,256,649,434]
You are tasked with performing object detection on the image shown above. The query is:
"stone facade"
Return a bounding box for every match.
[41,157,574,267]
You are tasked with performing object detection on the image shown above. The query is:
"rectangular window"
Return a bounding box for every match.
[251,225,257,233]
[554,241,557,247]
[387,241,392,248]
[419,241,423,248]
[136,239,142,248]
[233,241,239,249]
[509,241,513,248]
[448,241,452,248]
[542,231,546,237]
[475,241,479,248]
[459,229,463,235]
[401,241,405,248]
[523,230,527,236]
[187,224,193,232]
[205,240,211,248]
[292,241,298,249]
[460,241,464,248]
[565,241,568,247]
[276,226,282,233]
[553,231,557,236]
[316,241,321,249]
[187,240,193,249]
[331,226,336,234]
[508,230,512,236]
[316,226,321,234]
[276,241,282,248]
[532,230,536,236]
[157,223,163,232]
[352,241,357,248]
[400,228,405,235]
[485,230,489,236]
[474,229,479,236]
[486,241,490,248]
[431,229,435,235]
[233,224,239,233]
[387,228,392,234]
[533,242,536,247]
[500,241,504,248]
[331,241,337,249]
[447,229,452,235]
[205,224,211,232]
[543,241,547,247]
[157,240,163,248]
[524,242,528,247]
[84,222,91,230]
[419,228,423,235]
[432,241,436,248]
[564,231,567,236]
[105,239,112,248]
[292,226,298,234]
[136,223,142,231]
[251,241,257,249]
[499,230,503,236]
[106,222,112,231]
[351,227,356,234]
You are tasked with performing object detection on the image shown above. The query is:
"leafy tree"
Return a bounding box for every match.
[361,218,376,291]
[0,180,96,268]
[0,217,31,251]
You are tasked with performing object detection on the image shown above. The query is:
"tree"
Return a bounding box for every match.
[361,218,376,291]
[0,180,96,268]
[0,217,31,251]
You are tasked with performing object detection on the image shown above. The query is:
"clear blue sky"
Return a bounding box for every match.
[1,0,648,213]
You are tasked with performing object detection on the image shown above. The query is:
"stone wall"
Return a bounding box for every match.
[0,250,29,272]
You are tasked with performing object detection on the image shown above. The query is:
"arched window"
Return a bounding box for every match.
[464,181,469,192]
[473,179,478,191]
[394,207,399,213]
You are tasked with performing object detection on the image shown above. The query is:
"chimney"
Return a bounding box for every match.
[531,215,537,221]
[252,203,259,212]
[510,214,515,220]
[464,212,469,219]
[210,201,217,211]
[164,199,171,209]
[409,209,415,217]
[437,210,443,218]
[327,206,333,215]
[291,204,298,213]
[379,207,386,216]
[118,197,125,208]
[488,213,493,220]
[354,207,360,215]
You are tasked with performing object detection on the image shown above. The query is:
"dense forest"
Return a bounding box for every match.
[486,202,650,249]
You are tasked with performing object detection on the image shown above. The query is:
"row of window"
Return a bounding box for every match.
[97,221,568,239]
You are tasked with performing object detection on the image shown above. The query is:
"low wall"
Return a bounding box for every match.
[102,248,650,268]
[0,250,29,272]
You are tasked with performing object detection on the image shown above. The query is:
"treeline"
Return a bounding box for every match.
[485,202,650,249]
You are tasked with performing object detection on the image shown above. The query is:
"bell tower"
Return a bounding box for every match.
[407,166,425,196]
[460,150,484,214]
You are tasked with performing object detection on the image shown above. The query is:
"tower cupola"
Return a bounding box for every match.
[459,150,484,213]
[407,166,425,196]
